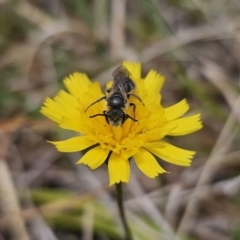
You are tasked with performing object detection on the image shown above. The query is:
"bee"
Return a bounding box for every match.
[85,65,143,126]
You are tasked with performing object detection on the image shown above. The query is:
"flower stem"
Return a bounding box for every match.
[115,183,133,240]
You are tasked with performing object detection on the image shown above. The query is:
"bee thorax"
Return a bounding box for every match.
[107,94,125,108]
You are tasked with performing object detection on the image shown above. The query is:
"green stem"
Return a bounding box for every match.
[115,183,133,240]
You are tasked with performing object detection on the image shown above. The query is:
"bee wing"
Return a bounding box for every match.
[112,66,129,79]
[110,66,130,98]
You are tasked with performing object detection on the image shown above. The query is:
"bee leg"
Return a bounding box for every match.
[85,96,106,112]
[127,94,144,106]
[89,113,105,119]
[89,111,106,118]
[129,103,136,118]
[125,114,138,123]
[89,111,109,124]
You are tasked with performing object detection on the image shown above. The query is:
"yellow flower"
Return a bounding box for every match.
[41,61,202,186]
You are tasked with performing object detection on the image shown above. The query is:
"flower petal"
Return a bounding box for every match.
[144,141,195,166]
[164,99,189,121]
[77,146,109,169]
[167,113,203,136]
[134,148,166,178]
[59,116,83,132]
[54,90,79,109]
[145,123,177,141]
[40,95,80,125]
[40,104,62,124]
[112,126,123,141]
[108,153,130,185]
[63,72,91,98]
[49,136,95,152]
[144,70,165,96]
[123,61,141,79]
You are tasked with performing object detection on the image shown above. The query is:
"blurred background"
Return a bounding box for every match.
[0,0,240,240]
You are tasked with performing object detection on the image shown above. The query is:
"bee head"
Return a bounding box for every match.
[105,109,126,126]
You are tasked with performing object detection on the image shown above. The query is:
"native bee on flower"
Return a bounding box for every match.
[85,66,143,126]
